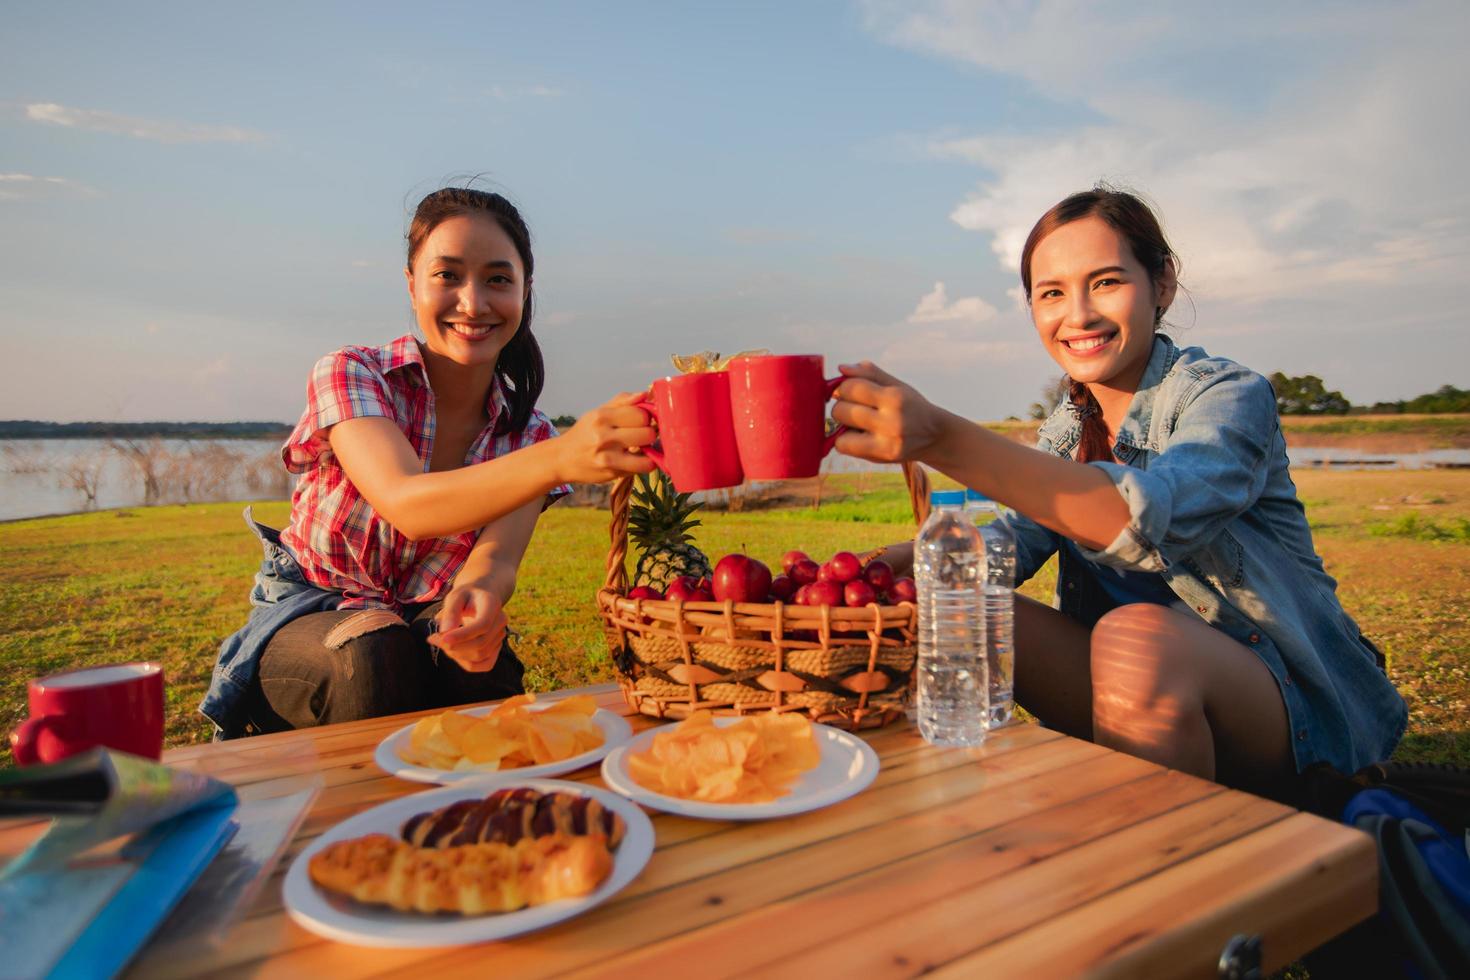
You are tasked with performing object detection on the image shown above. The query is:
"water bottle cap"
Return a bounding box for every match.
[930,490,966,507]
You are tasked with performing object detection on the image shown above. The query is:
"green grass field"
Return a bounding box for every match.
[2,469,1466,767]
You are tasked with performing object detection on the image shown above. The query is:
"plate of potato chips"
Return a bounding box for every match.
[375,694,633,785]
[599,711,880,820]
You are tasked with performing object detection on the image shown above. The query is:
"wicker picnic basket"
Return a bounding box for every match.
[597,462,932,731]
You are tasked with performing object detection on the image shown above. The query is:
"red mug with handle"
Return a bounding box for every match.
[726,354,847,480]
[636,371,745,492]
[10,662,165,765]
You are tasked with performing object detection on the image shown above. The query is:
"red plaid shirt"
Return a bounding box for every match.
[278,335,567,611]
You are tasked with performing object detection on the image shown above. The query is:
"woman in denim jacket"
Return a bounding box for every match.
[834,188,1405,796]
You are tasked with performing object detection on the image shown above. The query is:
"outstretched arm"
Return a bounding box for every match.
[327,391,657,541]
[832,361,1130,552]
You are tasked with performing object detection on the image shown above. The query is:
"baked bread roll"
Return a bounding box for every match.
[307,832,613,914]
[401,787,626,850]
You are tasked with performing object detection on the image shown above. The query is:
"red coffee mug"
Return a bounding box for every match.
[10,662,165,765]
[637,372,745,492]
[726,354,846,480]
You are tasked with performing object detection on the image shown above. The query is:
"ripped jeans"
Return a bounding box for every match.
[246,602,525,733]
[201,506,523,738]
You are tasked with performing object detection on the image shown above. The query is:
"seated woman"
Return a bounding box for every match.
[833,187,1404,797]
[201,187,657,738]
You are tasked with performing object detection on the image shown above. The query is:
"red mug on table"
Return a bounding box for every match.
[636,372,745,493]
[726,354,846,480]
[10,662,165,765]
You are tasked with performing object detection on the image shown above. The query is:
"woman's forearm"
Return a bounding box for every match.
[450,498,543,604]
[385,441,563,541]
[923,409,1131,552]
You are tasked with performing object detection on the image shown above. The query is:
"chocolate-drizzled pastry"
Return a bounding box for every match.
[401,788,625,850]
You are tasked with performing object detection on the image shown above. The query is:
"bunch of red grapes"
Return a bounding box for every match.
[628,550,916,608]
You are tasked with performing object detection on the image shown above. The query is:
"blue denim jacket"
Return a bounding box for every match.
[998,335,1406,773]
[199,508,343,738]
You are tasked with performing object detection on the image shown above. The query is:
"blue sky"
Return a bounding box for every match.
[2,1,1466,423]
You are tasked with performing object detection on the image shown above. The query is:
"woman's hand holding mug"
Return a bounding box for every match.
[831,361,948,465]
[554,391,659,485]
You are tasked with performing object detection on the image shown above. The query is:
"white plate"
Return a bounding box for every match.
[599,716,880,820]
[375,701,632,785]
[283,778,654,947]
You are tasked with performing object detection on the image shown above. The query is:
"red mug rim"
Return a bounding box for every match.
[33,661,162,692]
[654,369,730,385]
[726,353,822,364]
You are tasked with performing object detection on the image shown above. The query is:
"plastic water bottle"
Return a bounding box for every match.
[914,489,988,746]
[966,490,1016,727]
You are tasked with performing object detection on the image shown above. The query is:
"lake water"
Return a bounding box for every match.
[2,439,1468,523]
[0,439,293,522]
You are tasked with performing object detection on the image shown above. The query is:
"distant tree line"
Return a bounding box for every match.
[1024,375,1469,419]
[1361,385,1470,415]
[1268,375,1470,415]
[0,420,293,439]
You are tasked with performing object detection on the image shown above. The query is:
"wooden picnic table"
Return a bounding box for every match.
[132,683,1374,978]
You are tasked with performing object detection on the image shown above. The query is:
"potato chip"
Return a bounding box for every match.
[398,694,606,771]
[625,711,821,803]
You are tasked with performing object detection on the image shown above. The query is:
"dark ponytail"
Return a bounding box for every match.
[1067,381,1114,464]
[407,187,545,437]
[1020,186,1180,464]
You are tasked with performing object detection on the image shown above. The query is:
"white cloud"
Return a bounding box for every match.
[25,103,266,144]
[907,281,998,325]
[863,1,1470,307]
[0,172,97,200]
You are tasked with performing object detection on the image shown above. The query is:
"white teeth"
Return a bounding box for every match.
[1067,336,1110,351]
[450,324,493,339]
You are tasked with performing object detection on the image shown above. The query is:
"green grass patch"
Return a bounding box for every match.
[1367,513,1470,542]
[3,471,1466,770]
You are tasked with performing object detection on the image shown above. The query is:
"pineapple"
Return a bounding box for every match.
[629,471,711,591]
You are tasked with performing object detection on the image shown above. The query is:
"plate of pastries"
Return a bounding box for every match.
[283,780,654,946]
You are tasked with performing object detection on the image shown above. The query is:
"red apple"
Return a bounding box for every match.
[781,550,811,574]
[712,554,773,604]
[627,585,663,601]
[828,551,862,583]
[889,576,917,604]
[793,583,812,605]
[768,574,796,602]
[817,561,838,582]
[666,576,714,602]
[806,580,843,606]
[790,558,821,586]
[862,559,895,594]
[844,580,877,607]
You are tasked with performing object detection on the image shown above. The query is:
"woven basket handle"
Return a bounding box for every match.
[603,462,932,594]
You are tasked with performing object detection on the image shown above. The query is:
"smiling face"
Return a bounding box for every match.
[1028,215,1176,393]
[405,213,529,369]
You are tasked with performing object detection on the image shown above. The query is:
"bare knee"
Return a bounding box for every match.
[1090,604,1203,728]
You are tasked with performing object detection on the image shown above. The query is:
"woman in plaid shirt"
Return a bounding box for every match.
[202,188,658,738]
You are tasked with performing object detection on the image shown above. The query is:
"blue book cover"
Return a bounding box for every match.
[0,751,239,979]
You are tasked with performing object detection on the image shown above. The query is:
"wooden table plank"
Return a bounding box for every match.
[933,812,1376,979]
[571,766,1229,979]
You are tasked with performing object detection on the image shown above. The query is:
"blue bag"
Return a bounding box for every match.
[1299,762,1470,980]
